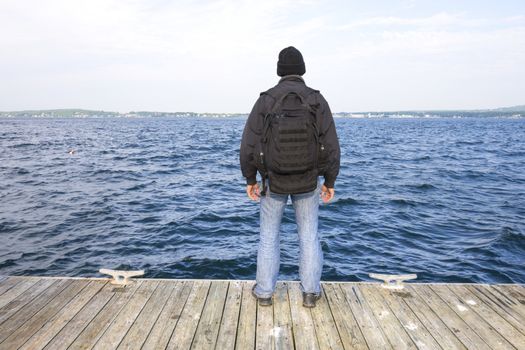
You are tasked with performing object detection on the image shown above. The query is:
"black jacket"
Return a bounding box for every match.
[240,75,340,188]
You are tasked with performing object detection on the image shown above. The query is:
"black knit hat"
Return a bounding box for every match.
[277,46,306,77]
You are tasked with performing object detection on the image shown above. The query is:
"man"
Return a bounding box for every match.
[240,46,340,308]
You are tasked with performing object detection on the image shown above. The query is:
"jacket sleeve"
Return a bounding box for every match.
[317,93,340,188]
[240,95,266,185]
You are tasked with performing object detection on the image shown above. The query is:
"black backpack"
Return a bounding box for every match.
[255,90,327,195]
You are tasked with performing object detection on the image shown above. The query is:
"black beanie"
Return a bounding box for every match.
[277,46,306,77]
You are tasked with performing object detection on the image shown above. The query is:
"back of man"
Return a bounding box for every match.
[239,46,340,308]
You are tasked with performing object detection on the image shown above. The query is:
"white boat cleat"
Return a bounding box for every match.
[99,268,145,285]
[369,273,417,290]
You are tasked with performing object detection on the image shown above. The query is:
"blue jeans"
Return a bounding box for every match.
[253,184,323,298]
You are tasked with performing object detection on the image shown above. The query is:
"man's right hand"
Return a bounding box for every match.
[246,183,260,201]
[321,184,335,203]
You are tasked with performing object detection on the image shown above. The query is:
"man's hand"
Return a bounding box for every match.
[246,183,260,201]
[321,184,335,203]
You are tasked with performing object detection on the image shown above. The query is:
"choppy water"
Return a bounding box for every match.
[1,117,524,283]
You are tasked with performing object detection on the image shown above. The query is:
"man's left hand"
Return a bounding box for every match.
[321,184,335,203]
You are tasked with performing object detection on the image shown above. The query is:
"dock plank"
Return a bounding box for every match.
[255,287,274,350]
[92,280,160,350]
[288,282,319,350]
[322,283,367,349]
[410,284,492,350]
[431,284,514,349]
[489,285,525,317]
[19,280,107,350]
[68,280,143,349]
[465,284,525,335]
[447,284,525,349]
[0,278,72,344]
[1,276,524,350]
[141,281,192,350]
[359,284,416,349]
[0,276,26,297]
[215,280,243,350]
[339,283,391,349]
[272,281,294,350]
[43,280,123,350]
[0,279,88,349]
[235,281,256,350]
[0,278,39,309]
[191,280,229,349]
[117,280,174,350]
[400,285,467,350]
[376,285,442,349]
[166,279,211,349]
[310,285,343,350]
[0,278,56,326]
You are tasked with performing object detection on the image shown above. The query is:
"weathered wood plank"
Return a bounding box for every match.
[0,278,72,344]
[359,284,416,349]
[117,280,174,350]
[235,281,256,350]
[0,277,24,297]
[255,288,274,350]
[465,284,525,335]
[92,280,160,350]
[398,285,467,350]
[215,280,243,350]
[431,284,514,349]
[310,285,344,350]
[68,280,143,349]
[0,278,39,309]
[42,280,122,350]
[288,281,319,350]
[0,276,7,284]
[0,279,88,349]
[272,281,294,350]
[141,281,193,350]
[19,280,107,350]
[191,280,229,350]
[339,283,391,349]
[409,284,491,350]
[489,285,525,317]
[447,284,525,349]
[376,286,441,349]
[166,279,211,350]
[322,283,368,349]
[1,277,524,350]
[0,278,56,326]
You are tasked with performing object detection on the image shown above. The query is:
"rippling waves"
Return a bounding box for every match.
[0,117,524,283]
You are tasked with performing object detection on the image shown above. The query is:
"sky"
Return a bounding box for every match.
[0,0,524,113]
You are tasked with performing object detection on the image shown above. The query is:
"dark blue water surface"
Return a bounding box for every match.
[1,117,524,283]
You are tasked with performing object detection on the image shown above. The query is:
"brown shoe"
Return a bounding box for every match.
[252,284,272,306]
[302,292,322,308]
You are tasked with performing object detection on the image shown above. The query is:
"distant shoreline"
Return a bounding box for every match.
[0,111,523,119]
[1,105,525,119]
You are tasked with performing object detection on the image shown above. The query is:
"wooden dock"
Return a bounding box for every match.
[0,276,524,349]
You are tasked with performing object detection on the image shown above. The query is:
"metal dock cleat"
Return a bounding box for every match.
[99,268,145,285]
[369,273,417,290]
